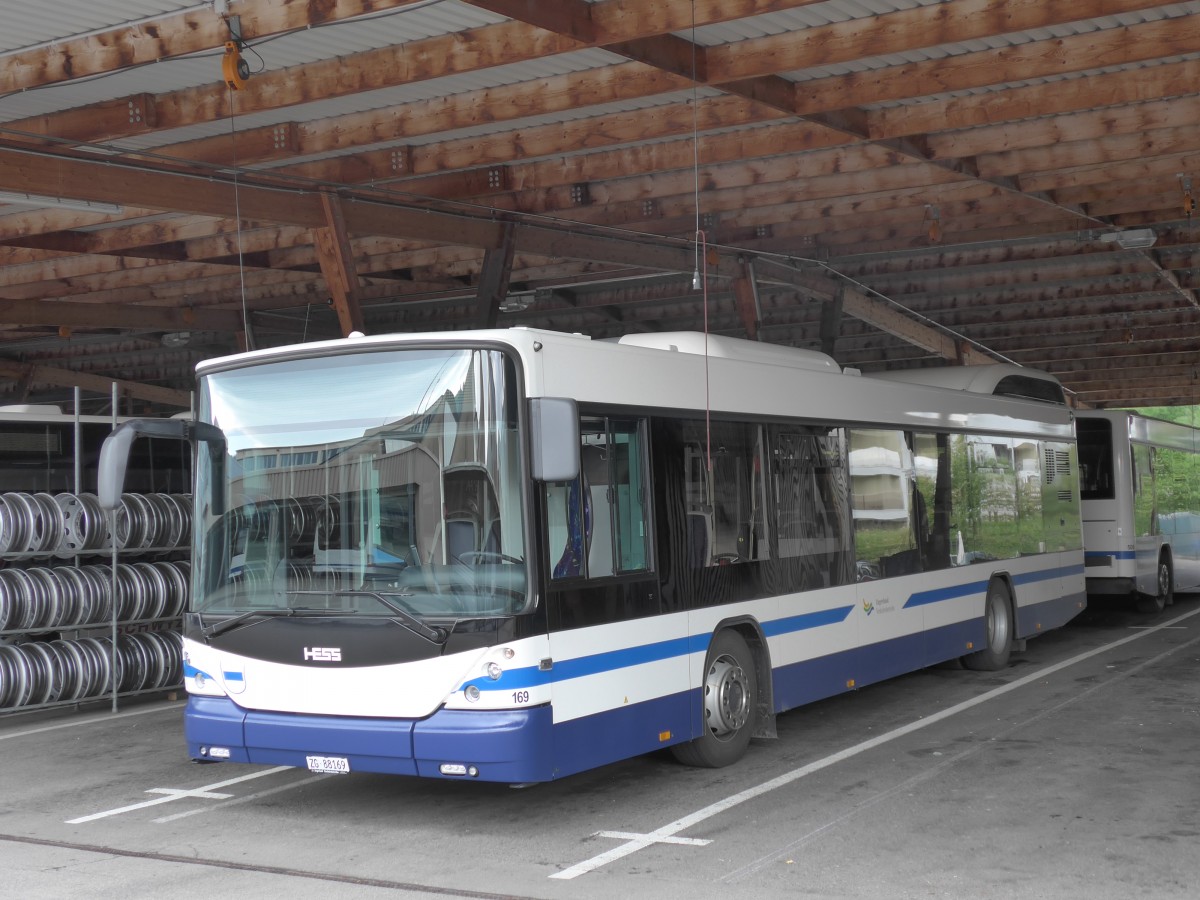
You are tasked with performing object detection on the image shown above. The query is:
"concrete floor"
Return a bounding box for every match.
[2,594,1198,900]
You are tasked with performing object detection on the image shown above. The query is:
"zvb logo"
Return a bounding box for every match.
[304,647,342,662]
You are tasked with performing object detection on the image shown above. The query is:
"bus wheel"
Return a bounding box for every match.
[1137,554,1173,614]
[962,580,1014,672]
[672,629,757,768]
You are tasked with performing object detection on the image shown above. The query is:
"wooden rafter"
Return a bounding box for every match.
[313,192,366,335]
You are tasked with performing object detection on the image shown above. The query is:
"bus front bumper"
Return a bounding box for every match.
[185,695,555,783]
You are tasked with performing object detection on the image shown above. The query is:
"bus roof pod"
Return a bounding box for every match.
[616,332,840,374]
[865,363,1067,406]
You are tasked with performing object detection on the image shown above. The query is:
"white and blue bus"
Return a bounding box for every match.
[1075,410,1200,613]
[98,329,1085,782]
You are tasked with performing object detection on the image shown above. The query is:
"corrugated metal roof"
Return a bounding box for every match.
[0,0,203,54]
[0,0,509,120]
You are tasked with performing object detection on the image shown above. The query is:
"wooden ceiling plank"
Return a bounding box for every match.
[3,0,443,93]
[928,95,1200,163]
[1021,149,1200,195]
[792,18,1200,119]
[870,56,1200,141]
[8,22,584,147]
[704,0,1173,84]
[981,124,1200,180]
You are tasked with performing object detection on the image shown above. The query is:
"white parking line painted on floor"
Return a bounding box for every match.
[550,607,1200,880]
[718,627,1200,883]
[66,766,291,824]
[153,771,323,823]
[0,701,185,742]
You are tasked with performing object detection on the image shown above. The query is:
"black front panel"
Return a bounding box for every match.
[185,612,539,667]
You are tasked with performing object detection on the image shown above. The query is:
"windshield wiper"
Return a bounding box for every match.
[202,607,334,641]
[330,590,448,644]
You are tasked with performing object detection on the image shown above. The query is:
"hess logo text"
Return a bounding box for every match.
[304,647,342,662]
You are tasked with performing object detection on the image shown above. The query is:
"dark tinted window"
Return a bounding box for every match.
[1076,418,1114,500]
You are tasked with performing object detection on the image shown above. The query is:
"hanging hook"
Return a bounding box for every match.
[924,204,942,243]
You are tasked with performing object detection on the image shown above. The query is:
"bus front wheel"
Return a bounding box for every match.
[962,580,1014,672]
[672,629,757,768]
[1137,554,1173,614]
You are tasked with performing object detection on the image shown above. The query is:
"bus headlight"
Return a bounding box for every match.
[464,685,481,702]
[486,662,503,680]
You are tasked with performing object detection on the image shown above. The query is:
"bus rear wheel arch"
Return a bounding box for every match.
[1137,552,1173,614]
[672,628,758,768]
[962,578,1014,672]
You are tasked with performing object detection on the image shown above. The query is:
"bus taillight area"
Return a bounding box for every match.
[184,695,557,782]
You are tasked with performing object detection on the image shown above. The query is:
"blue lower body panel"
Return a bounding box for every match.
[1016,590,1087,636]
[772,619,983,714]
[185,691,692,783]
[185,696,557,782]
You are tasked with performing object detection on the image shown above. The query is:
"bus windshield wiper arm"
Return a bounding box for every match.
[202,607,333,641]
[331,590,448,645]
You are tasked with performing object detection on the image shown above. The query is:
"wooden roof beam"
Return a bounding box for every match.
[313,192,366,335]
[0,297,242,332]
[0,359,189,408]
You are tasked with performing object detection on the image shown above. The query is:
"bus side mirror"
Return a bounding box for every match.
[529,397,580,483]
[98,418,226,510]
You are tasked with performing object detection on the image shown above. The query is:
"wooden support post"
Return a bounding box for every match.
[732,257,761,341]
[313,191,365,336]
[820,285,845,358]
[476,221,516,329]
[13,364,35,402]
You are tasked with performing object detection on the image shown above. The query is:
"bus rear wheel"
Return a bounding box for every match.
[1137,554,1173,614]
[962,580,1014,672]
[672,629,757,768]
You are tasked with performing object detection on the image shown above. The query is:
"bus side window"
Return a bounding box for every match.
[771,427,853,589]
[547,416,651,580]
[682,420,767,568]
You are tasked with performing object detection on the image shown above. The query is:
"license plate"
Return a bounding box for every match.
[306,755,350,774]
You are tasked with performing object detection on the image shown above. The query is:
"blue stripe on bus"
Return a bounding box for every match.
[1012,563,1085,584]
[476,563,1083,690]
[903,563,1084,608]
[470,605,855,692]
[903,579,989,608]
[762,605,854,637]
[1086,550,1135,560]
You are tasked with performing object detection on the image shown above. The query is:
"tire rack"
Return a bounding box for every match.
[0,490,191,714]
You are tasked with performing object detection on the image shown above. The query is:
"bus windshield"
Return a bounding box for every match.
[193,347,527,621]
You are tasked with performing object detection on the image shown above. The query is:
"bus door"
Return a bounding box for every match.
[1131,442,1161,594]
[543,417,682,771]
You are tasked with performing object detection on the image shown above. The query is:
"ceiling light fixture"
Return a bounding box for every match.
[161,331,192,348]
[1099,228,1157,250]
[498,293,533,314]
[0,190,123,215]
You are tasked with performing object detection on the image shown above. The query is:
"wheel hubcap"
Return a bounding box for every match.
[703,654,750,739]
[987,593,1009,650]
